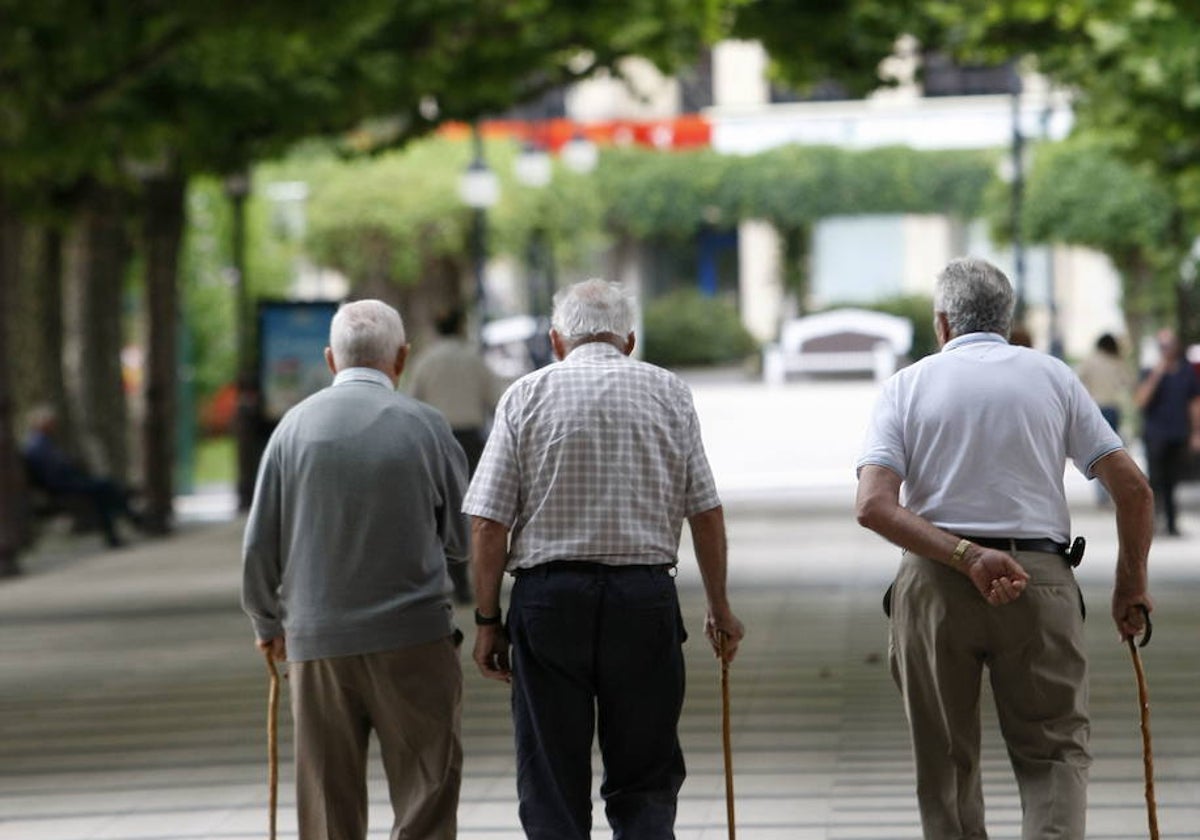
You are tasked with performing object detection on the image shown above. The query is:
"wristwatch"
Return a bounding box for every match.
[474,608,502,626]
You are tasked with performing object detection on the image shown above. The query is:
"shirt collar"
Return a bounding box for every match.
[563,341,626,363]
[941,332,1008,353]
[333,367,395,389]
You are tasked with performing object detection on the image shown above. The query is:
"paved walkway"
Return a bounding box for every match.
[1,498,1197,839]
[3,377,1197,838]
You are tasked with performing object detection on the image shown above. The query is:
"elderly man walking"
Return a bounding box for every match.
[408,307,504,603]
[242,299,469,840]
[464,278,745,840]
[856,258,1154,839]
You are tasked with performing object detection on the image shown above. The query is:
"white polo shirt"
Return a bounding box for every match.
[857,332,1123,542]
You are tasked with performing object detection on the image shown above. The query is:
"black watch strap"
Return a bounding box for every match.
[474,608,502,626]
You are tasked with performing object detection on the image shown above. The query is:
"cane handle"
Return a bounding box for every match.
[1135,603,1152,648]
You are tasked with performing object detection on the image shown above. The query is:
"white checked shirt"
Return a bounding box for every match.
[462,341,721,570]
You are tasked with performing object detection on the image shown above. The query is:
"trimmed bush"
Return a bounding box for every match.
[643,290,758,368]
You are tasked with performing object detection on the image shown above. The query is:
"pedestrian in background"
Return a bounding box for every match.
[242,299,469,840]
[857,257,1153,839]
[1077,332,1135,505]
[408,307,504,603]
[21,405,145,548]
[464,278,745,840]
[1134,326,1200,536]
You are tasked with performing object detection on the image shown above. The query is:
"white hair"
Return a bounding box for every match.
[329,299,406,369]
[551,279,636,341]
[934,257,1014,339]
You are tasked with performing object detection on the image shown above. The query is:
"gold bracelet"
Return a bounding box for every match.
[949,538,972,572]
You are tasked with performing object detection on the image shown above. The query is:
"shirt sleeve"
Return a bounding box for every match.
[462,385,522,527]
[856,381,907,479]
[1066,374,1124,477]
[434,417,471,564]
[681,387,722,517]
[241,433,285,642]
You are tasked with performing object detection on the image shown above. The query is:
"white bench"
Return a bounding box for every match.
[763,308,914,384]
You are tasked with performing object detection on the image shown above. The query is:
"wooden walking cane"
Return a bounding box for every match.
[1126,605,1158,840]
[264,649,281,840]
[718,632,736,840]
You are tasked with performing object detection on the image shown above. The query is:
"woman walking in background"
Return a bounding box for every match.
[1078,333,1135,505]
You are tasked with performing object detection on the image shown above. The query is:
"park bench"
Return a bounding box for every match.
[762,308,914,384]
[20,460,100,547]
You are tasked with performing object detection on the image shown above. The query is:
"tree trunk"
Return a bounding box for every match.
[12,225,73,444]
[0,190,28,575]
[61,184,131,482]
[140,173,186,534]
[782,224,811,315]
[1113,249,1156,366]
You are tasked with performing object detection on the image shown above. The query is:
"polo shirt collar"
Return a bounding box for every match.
[942,332,1007,353]
[333,367,395,389]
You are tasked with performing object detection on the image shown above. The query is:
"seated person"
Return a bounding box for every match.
[21,405,143,548]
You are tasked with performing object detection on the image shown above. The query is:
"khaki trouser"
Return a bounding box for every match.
[889,550,1091,840]
[289,637,463,840]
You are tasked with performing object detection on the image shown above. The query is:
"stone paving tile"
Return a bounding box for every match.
[1,506,1198,839]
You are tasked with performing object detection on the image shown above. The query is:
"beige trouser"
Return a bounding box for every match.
[889,550,1090,840]
[288,637,463,840]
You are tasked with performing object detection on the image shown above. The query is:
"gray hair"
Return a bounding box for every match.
[329,299,406,369]
[933,257,1014,338]
[551,279,636,341]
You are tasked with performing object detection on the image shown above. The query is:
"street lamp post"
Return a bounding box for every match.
[515,138,553,318]
[224,171,257,512]
[1040,103,1064,359]
[514,127,597,366]
[1009,75,1027,326]
[562,131,600,176]
[458,124,500,344]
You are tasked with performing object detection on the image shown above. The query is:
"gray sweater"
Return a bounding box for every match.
[241,367,469,661]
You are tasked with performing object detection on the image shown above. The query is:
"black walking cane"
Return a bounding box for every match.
[717,632,736,840]
[263,650,281,840]
[1126,605,1158,840]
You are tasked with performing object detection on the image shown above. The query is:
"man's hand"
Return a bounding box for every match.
[473,625,512,683]
[256,636,287,662]
[1113,589,1154,642]
[962,546,1030,605]
[704,606,745,663]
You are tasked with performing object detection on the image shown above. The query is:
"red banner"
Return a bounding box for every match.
[441,115,711,151]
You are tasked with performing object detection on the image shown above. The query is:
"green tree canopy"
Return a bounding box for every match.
[992,136,1176,336]
[598,144,994,238]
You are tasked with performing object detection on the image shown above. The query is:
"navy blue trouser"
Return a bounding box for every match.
[507,562,687,840]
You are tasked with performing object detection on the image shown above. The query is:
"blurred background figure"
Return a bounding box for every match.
[1077,333,1135,505]
[408,309,505,602]
[1008,325,1033,347]
[20,405,144,548]
[1134,328,1200,535]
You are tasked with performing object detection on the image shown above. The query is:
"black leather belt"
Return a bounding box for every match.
[958,535,1086,568]
[513,561,675,576]
[959,536,1068,556]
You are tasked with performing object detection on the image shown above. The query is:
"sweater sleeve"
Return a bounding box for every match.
[241,436,285,642]
[437,423,471,565]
